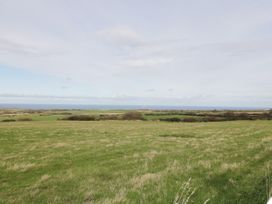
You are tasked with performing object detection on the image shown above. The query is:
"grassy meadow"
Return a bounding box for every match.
[0,110,272,203]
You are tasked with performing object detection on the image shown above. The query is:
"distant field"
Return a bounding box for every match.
[0,109,271,122]
[0,110,271,203]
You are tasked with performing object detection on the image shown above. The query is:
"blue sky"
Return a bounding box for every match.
[1,0,272,107]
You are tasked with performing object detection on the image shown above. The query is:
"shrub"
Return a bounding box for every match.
[159,118,182,122]
[2,119,16,122]
[62,115,96,121]
[182,117,198,122]
[99,114,120,120]
[237,113,250,120]
[223,111,236,120]
[264,110,272,119]
[256,112,272,120]
[17,118,33,121]
[122,112,144,120]
[202,116,225,122]
[61,112,73,115]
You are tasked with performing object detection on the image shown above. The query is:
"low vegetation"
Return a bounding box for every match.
[61,115,97,121]
[61,112,144,121]
[16,117,33,121]
[0,110,271,203]
[158,110,272,122]
[122,111,144,120]
[1,119,16,122]
[1,109,272,123]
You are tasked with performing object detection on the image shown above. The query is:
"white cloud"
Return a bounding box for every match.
[97,27,142,46]
[1,0,272,106]
[120,57,173,67]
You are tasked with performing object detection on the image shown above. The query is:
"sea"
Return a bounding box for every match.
[0,103,267,110]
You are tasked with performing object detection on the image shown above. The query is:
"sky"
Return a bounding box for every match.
[1,0,272,107]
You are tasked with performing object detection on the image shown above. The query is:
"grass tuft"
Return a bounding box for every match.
[173,178,197,204]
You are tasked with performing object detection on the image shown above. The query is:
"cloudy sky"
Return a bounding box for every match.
[1,0,272,107]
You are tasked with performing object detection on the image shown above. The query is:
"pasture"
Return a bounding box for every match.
[0,110,271,203]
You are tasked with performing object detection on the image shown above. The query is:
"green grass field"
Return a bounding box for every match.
[0,112,272,203]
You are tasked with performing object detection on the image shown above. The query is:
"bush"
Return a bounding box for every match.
[17,118,33,121]
[182,117,198,122]
[202,116,225,122]
[237,113,250,120]
[99,114,120,120]
[2,119,16,122]
[263,110,272,120]
[62,115,96,121]
[159,118,182,122]
[122,112,144,120]
[223,111,236,120]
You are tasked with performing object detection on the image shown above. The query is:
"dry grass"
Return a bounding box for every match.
[173,178,197,204]
[0,120,271,203]
[5,162,36,172]
[131,172,162,189]
[267,164,272,201]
